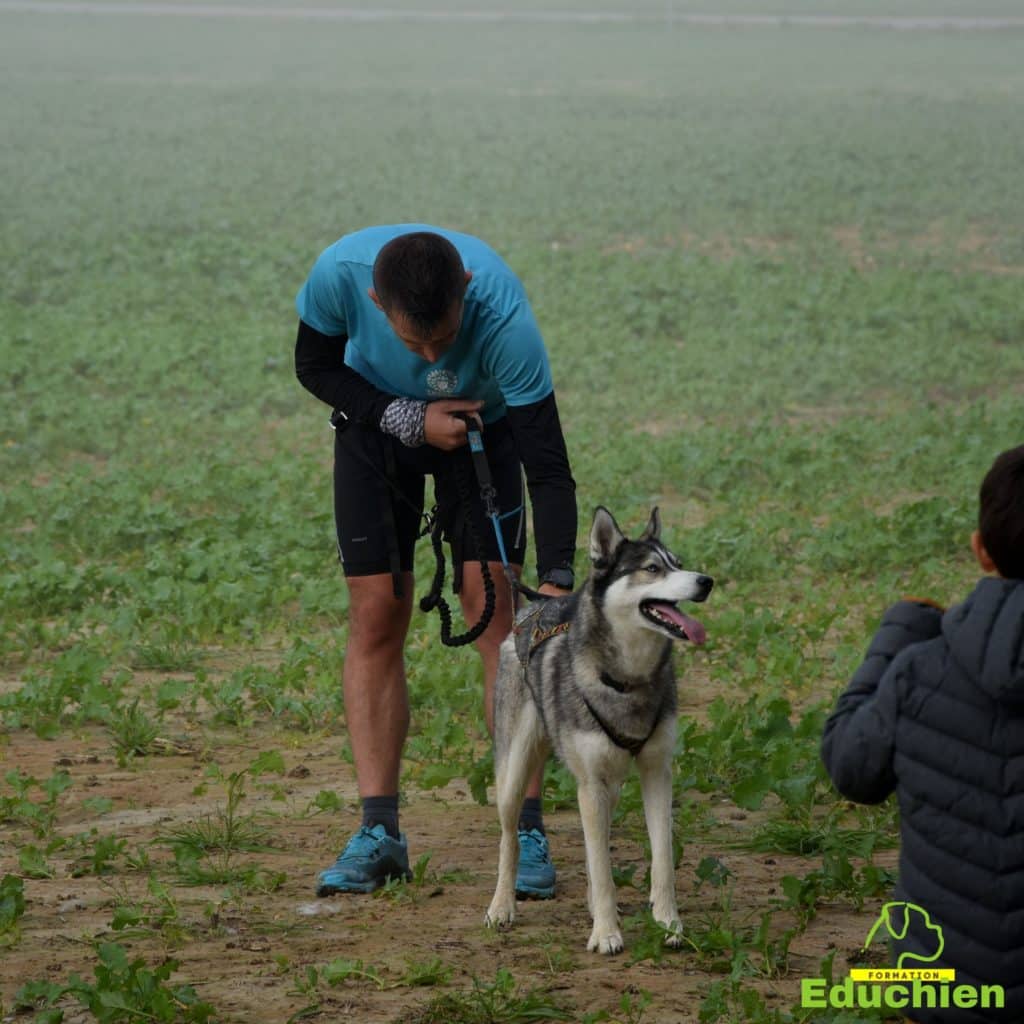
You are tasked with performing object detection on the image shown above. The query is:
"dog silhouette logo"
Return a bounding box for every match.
[862,902,945,969]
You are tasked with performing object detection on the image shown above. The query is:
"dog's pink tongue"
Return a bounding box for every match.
[652,602,706,645]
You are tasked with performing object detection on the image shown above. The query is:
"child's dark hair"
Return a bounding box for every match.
[372,232,465,336]
[979,445,1024,579]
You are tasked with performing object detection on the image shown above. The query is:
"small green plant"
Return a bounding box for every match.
[0,873,26,947]
[18,840,63,879]
[0,646,126,738]
[305,789,343,816]
[198,674,251,727]
[13,942,217,1022]
[68,829,129,877]
[535,934,578,976]
[411,852,433,887]
[623,909,684,966]
[320,957,387,990]
[676,856,795,979]
[291,954,453,1013]
[583,988,653,1024]
[108,877,188,947]
[131,633,204,672]
[699,977,790,1024]
[373,873,417,905]
[397,968,572,1024]
[162,755,285,890]
[108,697,162,765]
[612,863,641,889]
[1,768,72,838]
[398,957,454,988]
[162,766,271,857]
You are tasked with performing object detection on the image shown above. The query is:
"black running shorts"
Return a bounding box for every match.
[333,416,527,584]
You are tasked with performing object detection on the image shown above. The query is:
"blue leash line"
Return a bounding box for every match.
[461,420,545,603]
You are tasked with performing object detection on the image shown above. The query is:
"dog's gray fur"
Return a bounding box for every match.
[486,506,713,954]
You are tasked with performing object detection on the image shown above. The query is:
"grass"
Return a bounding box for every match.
[2,2,1023,1021]
[397,968,573,1024]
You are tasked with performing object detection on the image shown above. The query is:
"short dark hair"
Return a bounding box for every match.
[372,232,466,336]
[979,445,1024,579]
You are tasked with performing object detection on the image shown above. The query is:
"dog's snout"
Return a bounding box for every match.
[694,575,714,601]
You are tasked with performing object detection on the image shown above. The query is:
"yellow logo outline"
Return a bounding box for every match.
[862,901,945,970]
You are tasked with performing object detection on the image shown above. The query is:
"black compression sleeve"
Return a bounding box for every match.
[505,392,577,580]
[294,319,397,426]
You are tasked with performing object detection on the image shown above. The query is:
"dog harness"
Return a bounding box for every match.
[511,594,577,663]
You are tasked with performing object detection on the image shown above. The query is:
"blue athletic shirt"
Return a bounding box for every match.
[295,224,553,425]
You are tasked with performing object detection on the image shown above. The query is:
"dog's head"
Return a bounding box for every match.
[589,506,713,644]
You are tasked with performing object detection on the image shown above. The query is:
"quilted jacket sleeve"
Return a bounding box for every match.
[821,600,944,804]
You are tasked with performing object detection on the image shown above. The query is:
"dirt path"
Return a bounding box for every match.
[0,710,893,1024]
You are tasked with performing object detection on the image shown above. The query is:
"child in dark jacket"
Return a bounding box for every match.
[822,445,1024,1024]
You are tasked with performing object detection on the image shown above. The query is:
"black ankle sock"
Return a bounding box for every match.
[361,795,400,839]
[518,797,545,835]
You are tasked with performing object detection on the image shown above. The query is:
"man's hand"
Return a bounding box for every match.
[424,399,484,451]
[537,583,573,598]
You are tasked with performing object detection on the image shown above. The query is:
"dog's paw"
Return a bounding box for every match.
[587,928,624,955]
[485,900,516,931]
[660,919,684,948]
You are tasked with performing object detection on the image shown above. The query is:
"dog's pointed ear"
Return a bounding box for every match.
[590,506,625,569]
[640,506,661,542]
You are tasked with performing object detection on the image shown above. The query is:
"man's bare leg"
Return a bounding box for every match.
[343,571,415,796]
[316,571,415,896]
[457,561,543,800]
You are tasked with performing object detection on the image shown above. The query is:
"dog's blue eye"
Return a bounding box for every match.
[645,565,659,573]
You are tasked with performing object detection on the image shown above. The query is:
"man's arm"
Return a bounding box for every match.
[821,600,943,804]
[505,392,577,587]
[294,319,397,426]
[295,320,505,451]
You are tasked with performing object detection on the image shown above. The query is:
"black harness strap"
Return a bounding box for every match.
[580,676,672,757]
[599,672,628,694]
[579,692,653,756]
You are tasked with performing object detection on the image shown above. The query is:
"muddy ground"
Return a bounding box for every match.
[0,669,895,1024]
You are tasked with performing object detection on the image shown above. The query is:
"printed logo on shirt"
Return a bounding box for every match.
[426,369,459,396]
[800,902,1005,1015]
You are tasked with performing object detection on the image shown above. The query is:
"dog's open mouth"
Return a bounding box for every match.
[640,600,706,644]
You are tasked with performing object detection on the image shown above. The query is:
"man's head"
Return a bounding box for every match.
[972,444,1024,579]
[368,232,472,363]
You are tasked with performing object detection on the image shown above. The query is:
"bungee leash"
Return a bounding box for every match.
[418,414,549,648]
[331,409,549,650]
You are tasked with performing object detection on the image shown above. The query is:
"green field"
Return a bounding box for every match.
[2,4,1024,1022]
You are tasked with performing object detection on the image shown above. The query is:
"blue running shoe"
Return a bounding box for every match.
[515,828,556,899]
[316,824,412,895]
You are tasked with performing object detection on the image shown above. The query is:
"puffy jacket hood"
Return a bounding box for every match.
[943,577,1024,704]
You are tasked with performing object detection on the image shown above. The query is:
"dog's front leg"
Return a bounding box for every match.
[637,730,683,947]
[486,702,544,931]
[576,780,622,954]
[485,802,521,931]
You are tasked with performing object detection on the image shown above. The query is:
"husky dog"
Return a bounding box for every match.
[486,506,713,954]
